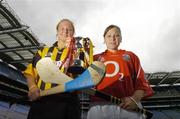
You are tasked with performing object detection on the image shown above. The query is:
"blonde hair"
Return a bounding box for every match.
[56,19,75,33]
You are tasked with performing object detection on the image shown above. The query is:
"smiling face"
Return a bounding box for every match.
[104,27,122,51]
[56,20,75,43]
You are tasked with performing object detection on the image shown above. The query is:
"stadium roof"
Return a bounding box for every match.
[145,71,180,86]
[0,0,40,107]
[0,1,41,71]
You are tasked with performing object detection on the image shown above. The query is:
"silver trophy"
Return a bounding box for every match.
[67,37,90,74]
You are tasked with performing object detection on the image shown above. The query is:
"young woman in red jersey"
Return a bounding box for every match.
[87,25,153,119]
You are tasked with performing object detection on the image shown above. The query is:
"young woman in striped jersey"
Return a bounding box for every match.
[24,19,81,119]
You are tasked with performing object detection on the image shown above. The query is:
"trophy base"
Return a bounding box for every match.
[67,59,86,74]
[67,66,85,74]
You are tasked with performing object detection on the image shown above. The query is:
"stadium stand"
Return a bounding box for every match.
[0,0,179,119]
[0,0,39,118]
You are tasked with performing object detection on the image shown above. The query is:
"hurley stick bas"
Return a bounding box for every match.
[38,58,106,96]
[9,59,105,106]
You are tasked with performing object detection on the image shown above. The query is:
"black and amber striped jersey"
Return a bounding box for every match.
[24,42,82,90]
[24,44,66,90]
[24,38,93,91]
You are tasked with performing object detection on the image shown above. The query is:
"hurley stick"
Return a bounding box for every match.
[39,59,105,96]
[9,60,105,106]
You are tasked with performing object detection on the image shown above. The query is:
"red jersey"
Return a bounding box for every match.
[93,49,153,100]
